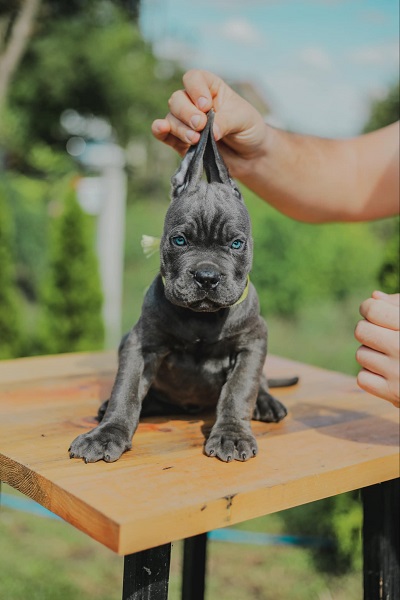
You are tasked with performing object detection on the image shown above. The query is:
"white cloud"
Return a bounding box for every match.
[261,72,368,137]
[300,47,333,71]
[152,37,196,63]
[350,42,399,67]
[220,18,263,46]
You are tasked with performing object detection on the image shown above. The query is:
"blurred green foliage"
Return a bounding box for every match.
[363,82,399,134]
[378,218,399,294]
[0,189,21,358]
[2,1,182,173]
[247,190,382,317]
[282,494,362,573]
[38,185,104,354]
[0,173,49,301]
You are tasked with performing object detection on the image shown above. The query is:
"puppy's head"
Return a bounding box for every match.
[160,111,253,312]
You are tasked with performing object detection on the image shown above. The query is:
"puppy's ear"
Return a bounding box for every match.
[171,113,212,199]
[171,110,242,200]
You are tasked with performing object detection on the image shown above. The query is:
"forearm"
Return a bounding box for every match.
[235,122,399,223]
[153,68,399,224]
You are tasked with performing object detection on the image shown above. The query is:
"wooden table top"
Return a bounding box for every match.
[0,352,398,555]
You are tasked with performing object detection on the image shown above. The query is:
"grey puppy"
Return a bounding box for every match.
[69,110,297,464]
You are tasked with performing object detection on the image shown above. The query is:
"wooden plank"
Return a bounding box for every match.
[0,350,117,384]
[0,352,398,555]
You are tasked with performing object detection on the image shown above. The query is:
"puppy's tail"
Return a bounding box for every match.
[267,376,299,388]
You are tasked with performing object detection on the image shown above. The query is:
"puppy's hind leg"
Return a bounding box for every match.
[252,374,288,423]
[97,399,109,422]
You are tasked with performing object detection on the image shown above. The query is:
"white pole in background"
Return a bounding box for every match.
[75,141,127,349]
[97,158,127,348]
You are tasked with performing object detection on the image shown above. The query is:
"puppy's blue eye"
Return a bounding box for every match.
[171,235,187,247]
[231,239,243,250]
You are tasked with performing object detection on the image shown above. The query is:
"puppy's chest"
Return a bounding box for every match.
[155,335,235,398]
[167,334,235,371]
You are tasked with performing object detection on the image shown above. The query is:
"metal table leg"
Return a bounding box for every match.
[362,478,399,600]
[123,543,172,600]
[181,533,208,600]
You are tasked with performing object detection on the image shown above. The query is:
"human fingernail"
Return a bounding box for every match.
[190,115,201,129]
[152,120,164,135]
[185,129,199,143]
[373,290,387,299]
[197,96,209,110]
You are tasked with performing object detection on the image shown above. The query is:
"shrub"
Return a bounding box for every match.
[40,185,104,353]
[0,174,49,302]
[0,190,21,358]
[245,190,382,318]
[377,218,399,295]
[281,492,362,573]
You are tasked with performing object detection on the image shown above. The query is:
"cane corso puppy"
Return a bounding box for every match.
[69,110,297,464]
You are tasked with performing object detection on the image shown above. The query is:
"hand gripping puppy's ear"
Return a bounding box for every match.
[171,110,242,200]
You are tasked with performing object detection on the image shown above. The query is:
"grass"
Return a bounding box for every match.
[0,485,361,600]
[0,496,123,600]
[267,294,362,376]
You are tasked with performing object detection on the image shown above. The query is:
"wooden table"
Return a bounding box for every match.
[0,352,398,599]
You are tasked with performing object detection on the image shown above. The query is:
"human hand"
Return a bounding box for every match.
[151,69,268,178]
[355,291,400,407]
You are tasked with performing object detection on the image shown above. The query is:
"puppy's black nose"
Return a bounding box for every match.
[194,269,221,290]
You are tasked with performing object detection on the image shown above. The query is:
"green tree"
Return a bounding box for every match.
[363,81,399,134]
[0,0,42,113]
[281,493,362,573]
[2,1,181,174]
[0,1,140,115]
[378,219,399,294]
[0,190,21,358]
[40,185,104,353]
[363,80,400,295]
[0,172,49,301]
[247,191,381,318]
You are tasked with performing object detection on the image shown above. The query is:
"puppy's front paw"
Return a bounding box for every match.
[205,425,258,462]
[69,423,131,463]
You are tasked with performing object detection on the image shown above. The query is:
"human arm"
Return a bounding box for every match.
[152,69,399,223]
[355,291,400,407]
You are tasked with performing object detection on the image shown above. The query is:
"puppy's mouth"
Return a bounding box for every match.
[184,290,244,312]
[167,289,230,312]
[163,275,248,312]
[188,298,224,313]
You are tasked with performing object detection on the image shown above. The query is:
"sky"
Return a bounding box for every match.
[139,0,399,137]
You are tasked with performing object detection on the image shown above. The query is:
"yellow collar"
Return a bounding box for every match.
[232,275,250,306]
[160,275,250,308]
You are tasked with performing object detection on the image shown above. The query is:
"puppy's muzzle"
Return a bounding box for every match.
[194,268,221,290]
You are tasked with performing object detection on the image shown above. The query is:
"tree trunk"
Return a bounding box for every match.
[0,0,41,110]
